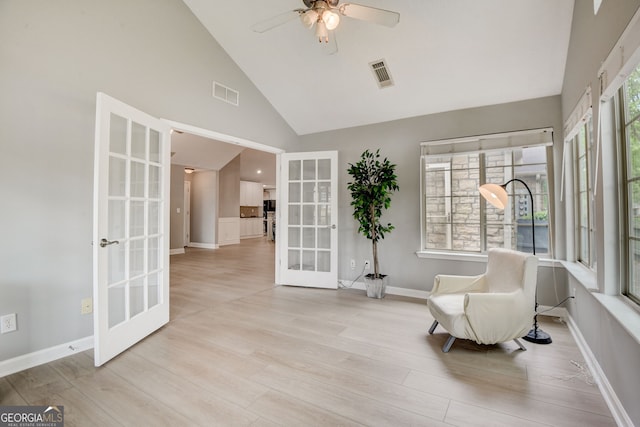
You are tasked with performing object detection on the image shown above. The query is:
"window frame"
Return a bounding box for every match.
[419,129,554,256]
[619,71,640,305]
[572,119,595,269]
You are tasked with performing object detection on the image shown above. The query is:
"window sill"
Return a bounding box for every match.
[561,260,598,291]
[415,250,561,267]
[562,260,640,346]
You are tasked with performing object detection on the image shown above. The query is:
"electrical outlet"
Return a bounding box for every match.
[1,313,17,334]
[81,298,93,315]
[350,259,356,269]
[364,260,370,270]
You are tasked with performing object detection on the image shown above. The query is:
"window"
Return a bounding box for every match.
[421,130,552,255]
[620,65,640,304]
[573,119,595,268]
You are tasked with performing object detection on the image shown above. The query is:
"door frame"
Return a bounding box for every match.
[162,120,285,282]
[183,180,191,246]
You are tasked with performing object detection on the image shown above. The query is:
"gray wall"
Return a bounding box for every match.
[561,0,640,425]
[297,96,565,304]
[0,0,296,361]
[218,154,241,218]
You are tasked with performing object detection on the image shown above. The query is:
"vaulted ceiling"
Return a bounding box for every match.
[172,1,574,181]
[183,0,575,136]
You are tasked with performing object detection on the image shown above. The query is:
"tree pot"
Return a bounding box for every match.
[364,274,388,299]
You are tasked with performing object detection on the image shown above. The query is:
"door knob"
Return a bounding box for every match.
[100,238,119,247]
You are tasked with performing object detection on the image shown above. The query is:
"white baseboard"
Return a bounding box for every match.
[218,239,240,246]
[188,242,218,249]
[0,336,94,378]
[537,305,568,319]
[169,248,185,255]
[566,315,633,427]
[340,280,430,300]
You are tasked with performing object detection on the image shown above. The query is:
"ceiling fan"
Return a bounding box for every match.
[251,0,400,46]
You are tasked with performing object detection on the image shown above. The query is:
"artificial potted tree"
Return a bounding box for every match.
[347,149,399,298]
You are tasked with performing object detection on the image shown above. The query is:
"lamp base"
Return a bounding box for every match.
[522,328,552,344]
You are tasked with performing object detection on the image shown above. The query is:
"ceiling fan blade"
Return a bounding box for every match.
[251,10,301,33]
[338,3,400,27]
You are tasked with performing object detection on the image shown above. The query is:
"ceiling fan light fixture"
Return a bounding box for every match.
[322,9,340,30]
[300,9,318,28]
[315,20,329,42]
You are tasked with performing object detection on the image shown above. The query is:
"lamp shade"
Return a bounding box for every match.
[479,183,508,209]
[301,9,318,28]
[322,9,340,30]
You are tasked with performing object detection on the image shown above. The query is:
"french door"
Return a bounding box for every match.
[93,93,170,366]
[277,151,338,288]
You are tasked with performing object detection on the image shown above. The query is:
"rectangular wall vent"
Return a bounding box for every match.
[369,59,394,88]
[212,81,239,106]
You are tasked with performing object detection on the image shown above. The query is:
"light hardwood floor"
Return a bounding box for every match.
[1,238,615,426]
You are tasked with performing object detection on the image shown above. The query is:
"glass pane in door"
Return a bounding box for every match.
[286,157,332,274]
[148,272,159,308]
[108,283,126,328]
[109,114,127,155]
[131,122,146,160]
[317,251,330,272]
[130,277,145,318]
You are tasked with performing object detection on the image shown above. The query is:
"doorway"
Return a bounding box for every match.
[167,121,282,260]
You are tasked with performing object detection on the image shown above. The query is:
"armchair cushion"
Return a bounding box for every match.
[427,294,468,338]
[431,274,486,296]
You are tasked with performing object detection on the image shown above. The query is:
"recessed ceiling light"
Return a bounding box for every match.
[257,169,262,174]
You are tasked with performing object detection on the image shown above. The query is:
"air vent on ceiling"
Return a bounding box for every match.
[212,81,239,106]
[369,59,394,88]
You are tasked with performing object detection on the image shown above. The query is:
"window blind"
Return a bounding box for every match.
[563,87,593,142]
[420,128,553,157]
[599,7,640,100]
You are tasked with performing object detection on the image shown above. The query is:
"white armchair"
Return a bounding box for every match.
[427,248,538,352]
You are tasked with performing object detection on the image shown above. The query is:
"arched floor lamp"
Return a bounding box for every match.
[479,179,552,344]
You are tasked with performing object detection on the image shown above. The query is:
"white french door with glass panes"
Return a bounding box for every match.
[278,151,338,288]
[93,93,170,366]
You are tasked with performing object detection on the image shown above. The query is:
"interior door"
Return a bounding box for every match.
[278,151,338,288]
[93,92,170,366]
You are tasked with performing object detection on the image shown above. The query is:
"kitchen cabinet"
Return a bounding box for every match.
[240,217,263,239]
[240,181,262,206]
[218,217,240,246]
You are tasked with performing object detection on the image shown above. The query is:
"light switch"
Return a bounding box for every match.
[177,207,181,214]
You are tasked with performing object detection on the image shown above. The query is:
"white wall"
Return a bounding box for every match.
[0,0,296,361]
